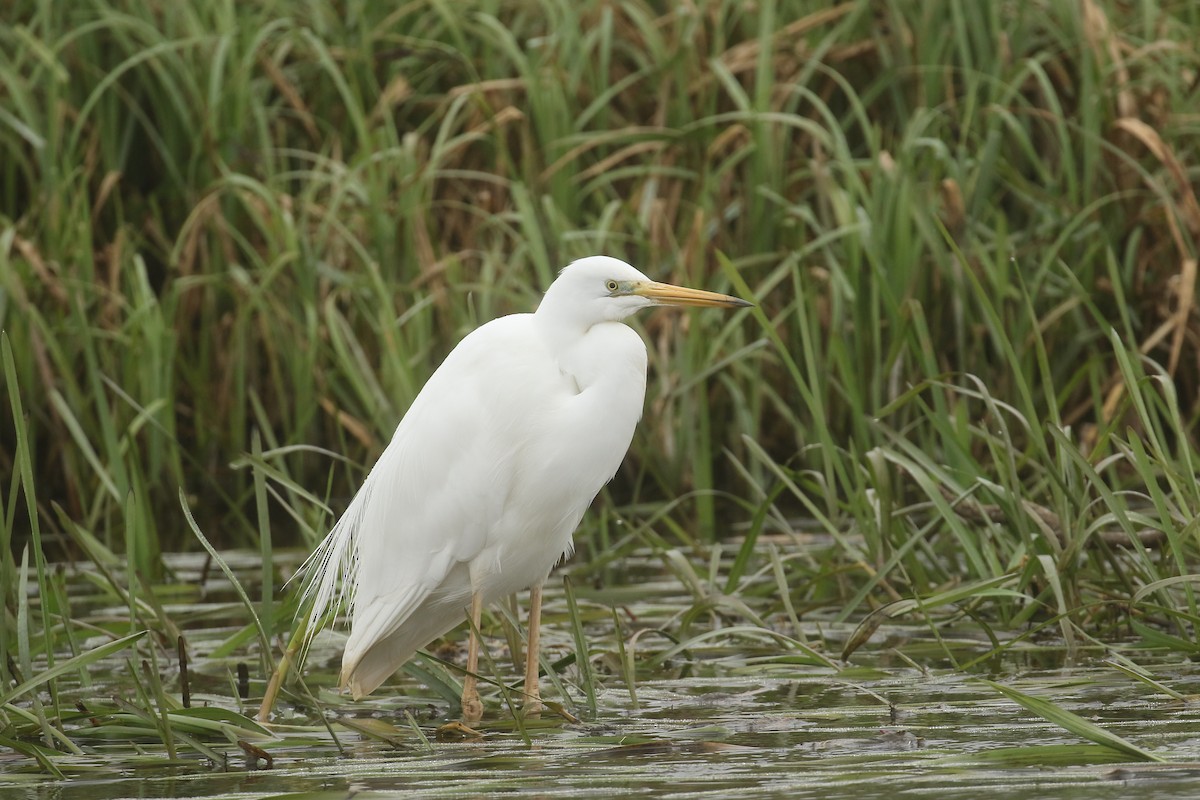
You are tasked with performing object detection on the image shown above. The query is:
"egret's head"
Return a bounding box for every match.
[540,256,751,325]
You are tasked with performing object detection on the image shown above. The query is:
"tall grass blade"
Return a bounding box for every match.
[562,575,597,717]
[178,489,273,674]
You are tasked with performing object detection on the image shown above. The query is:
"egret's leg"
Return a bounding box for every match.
[523,584,544,715]
[460,591,484,722]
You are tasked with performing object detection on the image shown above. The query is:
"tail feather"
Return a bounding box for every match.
[294,479,376,647]
[342,596,469,698]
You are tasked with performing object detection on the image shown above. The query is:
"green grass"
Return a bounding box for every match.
[2,0,1200,779]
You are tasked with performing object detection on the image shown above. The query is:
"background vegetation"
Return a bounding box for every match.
[2,0,1199,778]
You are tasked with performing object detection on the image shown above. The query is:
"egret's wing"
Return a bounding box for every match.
[298,315,560,677]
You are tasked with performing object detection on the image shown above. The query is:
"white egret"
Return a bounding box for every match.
[300,255,750,719]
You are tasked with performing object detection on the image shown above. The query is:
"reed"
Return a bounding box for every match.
[1,0,1198,777]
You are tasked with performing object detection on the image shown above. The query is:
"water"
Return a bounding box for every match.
[4,549,1200,798]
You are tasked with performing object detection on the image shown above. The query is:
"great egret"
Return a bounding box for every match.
[300,255,750,719]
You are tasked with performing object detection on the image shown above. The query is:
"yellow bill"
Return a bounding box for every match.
[632,280,752,309]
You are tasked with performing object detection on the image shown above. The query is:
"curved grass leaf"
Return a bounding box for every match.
[984,680,1165,763]
[0,631,146,706]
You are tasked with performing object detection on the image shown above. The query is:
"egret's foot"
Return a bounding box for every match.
[437,720,483,741]
[522,697,544,718]
[460,690,484,723]
[548,702,582,724]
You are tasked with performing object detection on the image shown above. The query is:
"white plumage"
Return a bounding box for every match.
[299,255,748,710]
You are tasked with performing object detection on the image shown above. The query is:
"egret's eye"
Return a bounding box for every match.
[605,279,619,293]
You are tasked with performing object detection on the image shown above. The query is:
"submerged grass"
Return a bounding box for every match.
[2,552,1199,791]
[2,0,1200,786]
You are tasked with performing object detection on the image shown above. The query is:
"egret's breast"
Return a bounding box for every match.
[472,322,648,596]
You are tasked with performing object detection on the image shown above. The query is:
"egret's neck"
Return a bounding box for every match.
[532,301,590,360]
[533,311,645,394]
